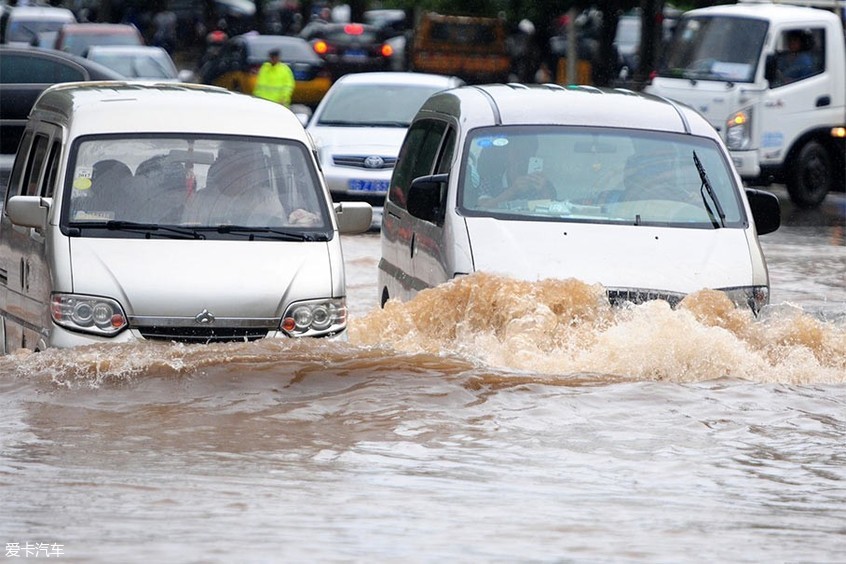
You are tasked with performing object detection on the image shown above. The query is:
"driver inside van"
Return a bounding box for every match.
[183,141,288,226]
[467,135,556,209]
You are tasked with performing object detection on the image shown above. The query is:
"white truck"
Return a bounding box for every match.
[646,0,845,208]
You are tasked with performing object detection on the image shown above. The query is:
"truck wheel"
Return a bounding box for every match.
[786,140,831,208]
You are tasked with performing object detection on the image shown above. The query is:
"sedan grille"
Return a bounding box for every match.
[332,155,396,169]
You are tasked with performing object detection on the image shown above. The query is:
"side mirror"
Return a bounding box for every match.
[764,54,778,86]
[745,188,780,235]
[407,173,448,223]
[6,196,51,229]
[334,201,373,234]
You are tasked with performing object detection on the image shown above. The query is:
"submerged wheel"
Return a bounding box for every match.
[786,140,831,209]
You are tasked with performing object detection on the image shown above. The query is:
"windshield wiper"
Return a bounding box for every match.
[693,151,726,228]
[103,220,205,239]
[213,225,328,241]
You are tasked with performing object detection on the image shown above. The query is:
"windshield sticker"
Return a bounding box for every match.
[73,167,93,190]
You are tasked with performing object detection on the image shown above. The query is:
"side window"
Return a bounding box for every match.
[4,130,33,207]
[24,134,50,196]
[41,140,63,198]
[0,53,85,83]
[389,120,449,209]
[772,27,825,87]
[435,126,457,175]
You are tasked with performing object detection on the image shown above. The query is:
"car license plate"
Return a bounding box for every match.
[348,179,389,192]
[343,49,367,61]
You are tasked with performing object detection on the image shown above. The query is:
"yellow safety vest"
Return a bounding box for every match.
[254,61,295,106]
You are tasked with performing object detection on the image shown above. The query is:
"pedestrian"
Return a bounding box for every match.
[253,49,295,107]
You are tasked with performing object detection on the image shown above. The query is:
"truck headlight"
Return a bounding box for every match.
[51,293,127,336]
[280,298,347,337]
[726,108,752,150]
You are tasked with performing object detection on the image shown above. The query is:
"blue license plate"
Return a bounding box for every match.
[343,49,367,60]
[348,179,389,192]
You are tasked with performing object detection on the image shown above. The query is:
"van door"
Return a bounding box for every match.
[381,118,451,301]
[0,129,33,352]
[0,123,61,352]
[409,122,459,292]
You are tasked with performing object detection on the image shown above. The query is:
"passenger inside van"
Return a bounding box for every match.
[72,159,133,220]
[182,141,288,226]
[468,135,556,209]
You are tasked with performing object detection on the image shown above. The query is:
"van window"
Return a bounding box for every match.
[61,135,333,238]
[24,134,49,196]
[0,53,85,83]
[388,119,447,209]
[4,130,33,205]
[459,126,745,228]
[42,140,62,198]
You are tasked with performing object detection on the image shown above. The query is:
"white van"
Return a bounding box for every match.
[379,84,781,313]
[0,81,372,351]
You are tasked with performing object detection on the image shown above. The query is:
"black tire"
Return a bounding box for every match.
[786,140,831,208]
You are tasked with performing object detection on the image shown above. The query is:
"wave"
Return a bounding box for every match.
[2,272,844,386]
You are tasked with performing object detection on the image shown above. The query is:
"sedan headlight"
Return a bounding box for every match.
[51,293,127,336]
[726,108,752,151]
[280,298,347,337]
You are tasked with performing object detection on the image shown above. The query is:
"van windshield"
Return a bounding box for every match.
[657,15,768,82]
[459,126,745,228]
[62,135,332,239]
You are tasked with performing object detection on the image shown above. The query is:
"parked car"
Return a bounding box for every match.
[53,22,144,57]
[0,81,372,351]
[85,45,193,82]
[379,84,781,313]
[199,33,331,108]
[0,45,124,154]
[0,5,75,47]
[300,21,393,79]
[306,71,464,206]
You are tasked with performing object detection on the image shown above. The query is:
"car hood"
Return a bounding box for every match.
[464,218,757,293]
[308,125,407,155]
[68,238,336,317]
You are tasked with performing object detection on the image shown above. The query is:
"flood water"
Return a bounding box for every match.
[2,188,845,563]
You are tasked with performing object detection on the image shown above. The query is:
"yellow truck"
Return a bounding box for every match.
[410,12,511,84]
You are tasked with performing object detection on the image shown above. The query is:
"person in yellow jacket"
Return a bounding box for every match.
[253,49,295,107]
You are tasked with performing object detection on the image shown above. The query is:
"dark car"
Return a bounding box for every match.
[299,22,393,79]
[0,45,124,154]
[199,33,331,108]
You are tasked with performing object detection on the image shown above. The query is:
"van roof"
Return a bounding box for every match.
[31,81,309,142]
[418,84,718,138]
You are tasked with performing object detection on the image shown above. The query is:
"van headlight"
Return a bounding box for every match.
[726,108,752,150]
[719,285,769,315]
[280,298,347,337]
[51,294,127,336]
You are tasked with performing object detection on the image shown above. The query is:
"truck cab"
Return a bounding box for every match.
[646,0,845,208]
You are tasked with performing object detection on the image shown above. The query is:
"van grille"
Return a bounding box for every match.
[605,288,685,308]
[136,326,271,343]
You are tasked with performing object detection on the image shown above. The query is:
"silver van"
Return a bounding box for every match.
[379,84,781,312]
[0,81,372,351]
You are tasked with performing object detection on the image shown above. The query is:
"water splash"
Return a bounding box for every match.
[350,272,846,384]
